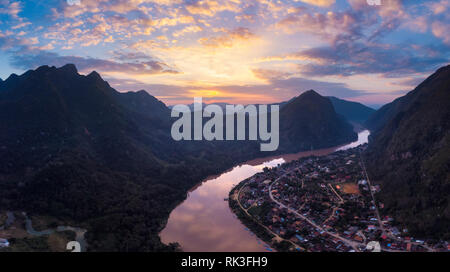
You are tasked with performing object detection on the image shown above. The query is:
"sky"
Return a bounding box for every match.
[0,0,449,108]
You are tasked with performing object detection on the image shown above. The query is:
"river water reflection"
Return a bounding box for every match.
[160,130,370,252]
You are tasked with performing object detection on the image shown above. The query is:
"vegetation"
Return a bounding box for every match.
[279,90,357,153]
[228,184,275,245]
[0,64,362,251]
[365,65,450,240]
[328,96,375,125]
[1,237,50,252]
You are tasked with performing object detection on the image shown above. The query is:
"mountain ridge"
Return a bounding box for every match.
[365,64,450,240]
[327,96,375,125]
[0,64,365,251]
[279,90,357,152]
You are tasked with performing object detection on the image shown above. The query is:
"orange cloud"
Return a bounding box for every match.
[252,69,292,81]
[199,27,256,48]
[185,0,242,17]
[296,0,336,7]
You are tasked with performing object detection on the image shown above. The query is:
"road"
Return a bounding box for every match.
[358,152,435,252]
[235,183,305,251]
[22,212,88,252]
[268,171,364,252]
[358,151,385,234]
[233,148,436,252]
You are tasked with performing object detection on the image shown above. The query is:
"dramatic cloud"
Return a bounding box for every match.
[105,67,368,105]
[293,41,449,77]
[276,8,367,42]
[0,0,449,106]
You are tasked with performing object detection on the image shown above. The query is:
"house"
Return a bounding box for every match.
[295,235,305,242]
[353,235,363,242]
[367,225,377,231]
[406,243,412,252]
[0,238,9,248]
[358,180,367,185]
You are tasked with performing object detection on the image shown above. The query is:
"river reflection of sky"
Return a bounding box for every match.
[161,131,369,252]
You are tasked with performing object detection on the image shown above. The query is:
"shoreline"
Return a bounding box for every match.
[159,131,369,250]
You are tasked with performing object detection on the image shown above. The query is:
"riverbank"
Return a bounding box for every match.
[228,180,294,252]
[229,143,447,252]
[160,131,370,251]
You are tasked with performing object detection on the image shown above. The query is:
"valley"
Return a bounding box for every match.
[229,145,447,252]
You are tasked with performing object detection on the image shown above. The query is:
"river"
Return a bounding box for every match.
[160,130,370,252]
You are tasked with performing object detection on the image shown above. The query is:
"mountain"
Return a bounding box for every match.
[0,64,260,251]
[365,97,405,132]
[327,96,375,125]
[279,90,357,152]
[364,65,450,240]
[0,65,360,251]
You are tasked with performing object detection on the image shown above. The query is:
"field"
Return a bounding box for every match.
[340,183,361,195]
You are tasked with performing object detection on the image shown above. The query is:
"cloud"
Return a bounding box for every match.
[9,50,179,76]
[11,22,31,30]
[173,25,203,37]
[391,77,426,87]
[252,68,293,81]
[62,0,145,17]
[184,0,242,17]
[0,0,22,19]
[268,1,449,78]
[296,0,335,7]
[431,21,450,45]
[198,27,256,47]
[0,33,37,51]
[104,68,368,105]
[293,40,448,77]
[276,8,366,43]
[428,0,450,14]
[0,0,449,108]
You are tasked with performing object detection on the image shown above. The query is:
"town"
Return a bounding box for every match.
[229,145,450,252]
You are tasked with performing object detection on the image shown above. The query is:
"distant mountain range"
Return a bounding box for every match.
[176,94,375,126]
[0,64,360,251]
[365,65,450,240]
[327,96,375,125]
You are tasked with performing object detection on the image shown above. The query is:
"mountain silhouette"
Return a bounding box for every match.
[365,65,450,240]
[0,64,363,251]
[279,90,357,152]
[327,96,375,125]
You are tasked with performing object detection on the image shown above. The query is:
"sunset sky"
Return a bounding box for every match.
[0,0,449,108]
